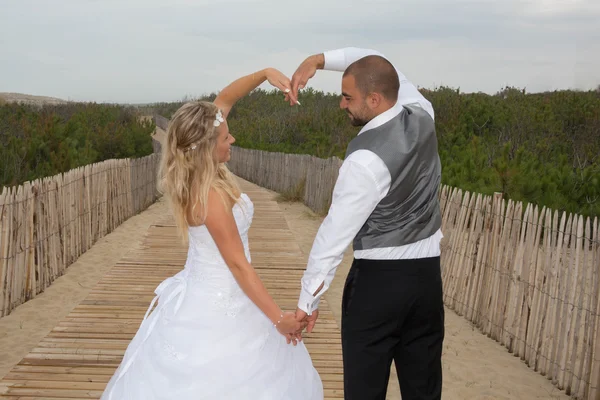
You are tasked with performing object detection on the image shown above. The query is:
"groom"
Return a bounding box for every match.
[290,47,445,400]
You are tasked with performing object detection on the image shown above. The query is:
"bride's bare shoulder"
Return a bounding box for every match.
[186,188,237,227]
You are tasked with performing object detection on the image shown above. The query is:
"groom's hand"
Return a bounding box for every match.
[289,54,325,102]
[295,307,319,334]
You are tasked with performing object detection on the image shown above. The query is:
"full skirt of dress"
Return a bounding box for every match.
[101,193,323,399]
[101,268,323,400]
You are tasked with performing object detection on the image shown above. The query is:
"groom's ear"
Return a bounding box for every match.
[366,92,383,110]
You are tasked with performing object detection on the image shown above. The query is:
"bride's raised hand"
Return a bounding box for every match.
[264,68,299,106]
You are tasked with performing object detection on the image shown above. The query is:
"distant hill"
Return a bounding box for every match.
[0,92,69,106]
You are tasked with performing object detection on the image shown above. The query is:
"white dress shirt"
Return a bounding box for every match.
[297,47,444,314]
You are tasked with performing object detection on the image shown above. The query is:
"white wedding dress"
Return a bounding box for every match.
[101,193,323,399]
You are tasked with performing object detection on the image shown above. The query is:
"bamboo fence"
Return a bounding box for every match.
[225,145,600,399]
[0,147,162,319]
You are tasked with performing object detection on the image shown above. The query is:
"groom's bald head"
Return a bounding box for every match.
[343,55,399,103]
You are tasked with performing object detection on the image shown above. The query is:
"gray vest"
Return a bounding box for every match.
[345,103,442,250]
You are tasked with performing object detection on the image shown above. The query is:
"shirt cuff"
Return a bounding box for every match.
[323,49,347,72]
[297,287,321,315]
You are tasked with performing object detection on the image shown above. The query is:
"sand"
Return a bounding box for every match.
[0,92,69,106]
[0,176,570,399]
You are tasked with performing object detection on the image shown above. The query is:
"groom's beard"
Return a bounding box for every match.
[345,103,372,127]
[346,110,370,127]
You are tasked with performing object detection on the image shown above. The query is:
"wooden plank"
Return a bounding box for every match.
[0,178,343,399]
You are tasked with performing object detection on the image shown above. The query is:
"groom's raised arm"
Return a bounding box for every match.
[292,47,434,120]
[321,47,385,72]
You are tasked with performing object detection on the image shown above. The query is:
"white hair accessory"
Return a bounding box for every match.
[183,109,224,152]
[213,109,224,127]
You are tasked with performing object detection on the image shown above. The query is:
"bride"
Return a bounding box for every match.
[101,67,323,399]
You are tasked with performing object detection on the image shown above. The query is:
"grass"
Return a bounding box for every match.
[275,177,306,203]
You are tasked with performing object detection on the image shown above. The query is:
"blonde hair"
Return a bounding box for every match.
[157,101,240,243]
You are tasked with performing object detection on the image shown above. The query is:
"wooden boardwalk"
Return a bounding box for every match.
[0,180,344,399]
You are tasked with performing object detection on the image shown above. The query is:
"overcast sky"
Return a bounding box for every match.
[1,0,598,104]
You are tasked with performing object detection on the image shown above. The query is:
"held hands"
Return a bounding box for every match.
[275,311,307,346]
[275,308,320,345]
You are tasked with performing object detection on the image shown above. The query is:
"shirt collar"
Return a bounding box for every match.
[357,101,403,136]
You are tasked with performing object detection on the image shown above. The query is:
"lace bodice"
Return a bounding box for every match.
[185,193,254,272]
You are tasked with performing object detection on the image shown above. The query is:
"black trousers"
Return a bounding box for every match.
[341,256,445,400]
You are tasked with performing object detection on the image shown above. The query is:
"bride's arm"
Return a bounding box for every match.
[213,68,298,118]
[204,189,304,340]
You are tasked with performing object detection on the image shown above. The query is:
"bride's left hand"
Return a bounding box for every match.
[284,330,305,346]
[265,68,299,106]
[276,311,306,345]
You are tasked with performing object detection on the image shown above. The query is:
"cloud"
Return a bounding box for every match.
[0,0,598,103]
